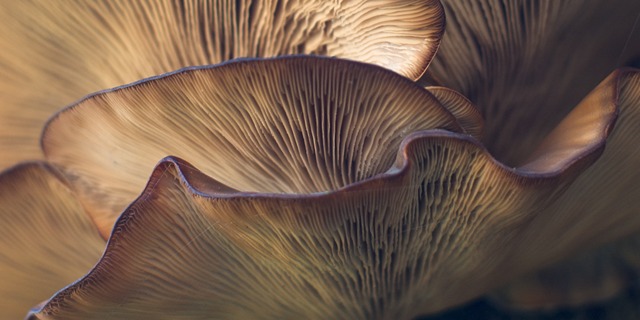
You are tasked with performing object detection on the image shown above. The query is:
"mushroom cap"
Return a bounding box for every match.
[426,0,640,165]
[41,56,462,238]
[29,58,636,319]
[0,0,445,169]
[426,86,484,140]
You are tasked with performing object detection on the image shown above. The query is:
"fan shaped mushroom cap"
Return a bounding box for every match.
[28,58,637,319]
[41,56,462,238]
[0,0,444,169]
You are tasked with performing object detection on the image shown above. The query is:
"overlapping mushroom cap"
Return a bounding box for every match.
[0,0,444,170]
[426,0,640,310]
[1,0,640,319]
[0,163,105,318]
[10,56,638,319]
[1,0,448,317]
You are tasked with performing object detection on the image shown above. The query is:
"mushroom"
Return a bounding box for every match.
[1,0,640,318]
[0,163,105,318]
[41,57,461,238]
[427,0,640,165]
[0,0,444,169]
[22,57,640,319]
[425,0,640,310]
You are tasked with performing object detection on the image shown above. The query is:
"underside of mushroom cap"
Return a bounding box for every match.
[0,162,105,319]
[426,86,485,140]
[30,109,616,319]
[489,69,640,310]
[41,56,462,238]
[0,0,445,169]
[426,0,640,165]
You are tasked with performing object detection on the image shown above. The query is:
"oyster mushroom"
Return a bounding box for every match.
[3,56,463,319]
[24,57,640,319]
[428,0,640,165]
[425,0,640,309]
[0,0,444,169]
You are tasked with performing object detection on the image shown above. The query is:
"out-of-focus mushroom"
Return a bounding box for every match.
[490,232,640,310]
[0,163,105,319]
[27,57,639,319]
[0,0,444,169]
[426,0,640,165]
[489,70,640,309]
[423,0,640,309]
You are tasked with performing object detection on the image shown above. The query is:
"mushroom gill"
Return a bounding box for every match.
[0,163,105,319]
[0,0,444,169]
[426,0,640,166]
[28,58,636,320]
[491,70,640,309]
[424,0,640,309]
[426,86,485,140]
[42,56,462,238]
